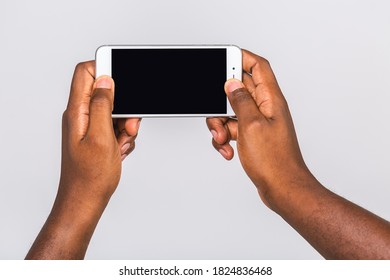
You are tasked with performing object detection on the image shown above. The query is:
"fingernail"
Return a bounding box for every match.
[225,79,244,93]
[121,143,131,154]
[96,77,112,89]
[211,130,218,140]
[218,148,228,158]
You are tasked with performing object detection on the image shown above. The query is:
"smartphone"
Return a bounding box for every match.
[95,45,242,117]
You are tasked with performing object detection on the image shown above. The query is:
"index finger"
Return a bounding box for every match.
[65,61,96,140]
[241,49,286,119]
[67,61,96,113]
[206,117,237,144]
[242,49,277,87]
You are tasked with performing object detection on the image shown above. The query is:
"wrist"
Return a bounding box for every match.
[57,177,114,210]
[51,182,109,240]
[51,182,110,230]
[25,182,111,260]
[253,165,320,213]
[28,193,107,259]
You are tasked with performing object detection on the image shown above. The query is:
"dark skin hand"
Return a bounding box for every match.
[207,49,390,259]
[26,61,140,259]
[26,51,390,260]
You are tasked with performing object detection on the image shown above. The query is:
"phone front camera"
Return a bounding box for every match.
[232,67,235,70]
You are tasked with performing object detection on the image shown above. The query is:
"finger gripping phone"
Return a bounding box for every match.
[96,45,242,117]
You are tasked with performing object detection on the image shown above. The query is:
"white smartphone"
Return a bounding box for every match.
[95,45,242,117]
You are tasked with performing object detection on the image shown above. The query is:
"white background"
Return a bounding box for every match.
[1,0,389,259]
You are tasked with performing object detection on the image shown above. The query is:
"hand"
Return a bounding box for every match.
[59,61,140,208]
[26,61,140,259]
[207,50,390,259]
[207,50,310,207]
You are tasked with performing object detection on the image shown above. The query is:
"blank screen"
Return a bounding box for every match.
[111,48,227,114]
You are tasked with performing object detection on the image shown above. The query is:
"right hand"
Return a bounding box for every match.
[59,63,140,209]
[207,50,311,207]
[26,62,141,259]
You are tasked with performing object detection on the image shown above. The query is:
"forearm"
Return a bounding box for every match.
[26,190,107,260]
[265,171,390,259]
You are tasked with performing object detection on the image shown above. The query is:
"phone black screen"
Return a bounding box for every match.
[111,48,227,115]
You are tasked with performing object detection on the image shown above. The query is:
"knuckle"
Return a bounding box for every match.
[212,138,221,150]
[254,57,271,74]
[74,61,94,72]
[128,142,136,153]
[122,141,136,155]
[244,50,271,69]
[73,61,95,78]
[90,90,112,108]
[62,110,69,121]
[131,133,138,141]
[206,117,220,130]
[229,88,252,104]
[74,62,88,74]
[258,56,270,67]
[62,110,71,126]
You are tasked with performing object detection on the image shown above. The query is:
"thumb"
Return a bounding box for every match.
[224,79,263,123]
[86,76,115,138]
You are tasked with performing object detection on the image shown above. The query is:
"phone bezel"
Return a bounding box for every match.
[95,45,242,118]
